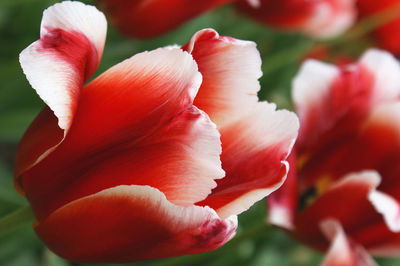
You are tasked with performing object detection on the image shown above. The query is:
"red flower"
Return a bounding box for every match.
[357,0,400,55]
[96,0,356,39]
[236,0,356,38]
[268,49,400,265]
[15,1,298,263]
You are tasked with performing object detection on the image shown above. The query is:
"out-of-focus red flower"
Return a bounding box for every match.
[268,49,400,265]
[96,0,235,38]
[96,0,356,39]
[16,1,298,263]
[357,0,400,55]
[236,0,357,38]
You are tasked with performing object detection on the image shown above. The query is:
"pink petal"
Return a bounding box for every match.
[320,219,377,266]
[199,102,299,218]
[19,48,224,221]
[183,28,262,128]
[16,1,107,180]
[97,0,234,38]
[35,185,237,263]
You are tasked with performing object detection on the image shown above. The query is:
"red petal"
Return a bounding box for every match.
[35,185,237,263]
[320,219,377,266]
[199,102,299,218]
[16,2,107,184]
[183,29,262,127]
[97,0,234,38]
[294,171,388,251]
[294,171,398,254]
[20,48,225,221]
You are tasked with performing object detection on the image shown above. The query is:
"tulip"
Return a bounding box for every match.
[16,1,298,263]
[268,49,400,265]
[236,0,357,38]
[357,0,400,55]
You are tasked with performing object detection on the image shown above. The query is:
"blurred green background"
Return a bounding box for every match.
[0,0,399,265]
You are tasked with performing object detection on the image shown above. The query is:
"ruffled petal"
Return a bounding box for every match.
[198,102,299,218]
[16,1,107,182]
[19,1,106,132]
[35,185,237,263]
[97,0,234,38]
[320,219,377,266]
[183,29,262,127]
[20,48,225,221]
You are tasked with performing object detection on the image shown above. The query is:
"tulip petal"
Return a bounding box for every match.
[294,171,381,250]
[292,59,339,145]
[320,219,377,266]
[369,191,400,233]
[361,102,400,192]
[20,1,106,132]
[199,102,299,218]
[16,1,107,180]
[97,0,234,38]
[35,185,237,263]
[20,48,225,220]
[267,152,298,230]
[183,29,262,127]
[360,49,400,103]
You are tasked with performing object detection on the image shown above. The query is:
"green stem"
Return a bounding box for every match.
[0,206,34,237]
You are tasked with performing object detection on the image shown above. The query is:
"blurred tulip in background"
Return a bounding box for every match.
[268,49,400,265]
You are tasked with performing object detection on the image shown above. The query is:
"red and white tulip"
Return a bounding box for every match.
[237,0,357,38]
[16,1,298,263]
[268,49,400,265]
